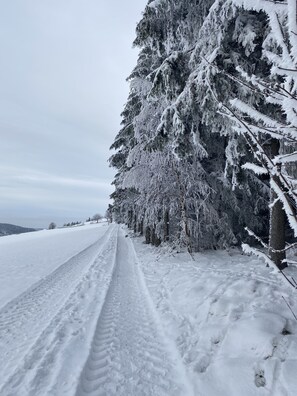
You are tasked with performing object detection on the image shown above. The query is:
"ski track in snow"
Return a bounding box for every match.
[0,224,117,395]
[0,225,192,396]
[75,228,192,396]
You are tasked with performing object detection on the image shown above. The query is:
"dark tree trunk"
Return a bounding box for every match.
[164,210,170,242]
[133,213,137,233]
[152,227,161,247]
[138,219,144,235]
[172,164,192,253]
[269,139,287,270]
[127,210,133,229]
[145,226,151,244]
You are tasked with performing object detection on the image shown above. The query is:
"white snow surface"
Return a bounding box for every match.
[0,223,109,308]
[0,223,296,395]
[133,238,297,396]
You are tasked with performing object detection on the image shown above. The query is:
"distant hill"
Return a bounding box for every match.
[0,223,36,237]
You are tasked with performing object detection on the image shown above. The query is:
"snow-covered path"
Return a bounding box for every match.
[0,224,117,395]
[0,225,191,396]
[76,227,191,396]
[0,224,110,308]
[1,224,296,395]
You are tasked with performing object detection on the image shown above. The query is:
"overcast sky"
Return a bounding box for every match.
[0,0,147,228]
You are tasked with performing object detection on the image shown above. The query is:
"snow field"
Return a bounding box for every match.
[134,240,297,396]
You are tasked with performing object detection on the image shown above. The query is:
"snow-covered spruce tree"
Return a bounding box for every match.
[129,0,239,251]
[161,0,271,245]
[228,0,297,270]
[109,77,143,227]
[109,1,167,239]
[192,0,297,269]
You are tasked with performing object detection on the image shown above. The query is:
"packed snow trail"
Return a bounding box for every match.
[0,225,192,396]
[0,223,109,308]
[0,224,118,395]
[75,228,192,396]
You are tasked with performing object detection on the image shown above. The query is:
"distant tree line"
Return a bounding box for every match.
[63,221,81,227]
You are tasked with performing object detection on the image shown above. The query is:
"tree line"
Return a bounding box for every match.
[109,0,297,270]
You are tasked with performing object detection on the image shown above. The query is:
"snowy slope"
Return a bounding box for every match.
[0,223,296,395]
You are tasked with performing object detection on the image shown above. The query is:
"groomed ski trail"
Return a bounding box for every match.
[0,225,118,395]
[75,228,193,396]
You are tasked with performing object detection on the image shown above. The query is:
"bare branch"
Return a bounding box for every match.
[282,296,297,320]
[278,66,297,73]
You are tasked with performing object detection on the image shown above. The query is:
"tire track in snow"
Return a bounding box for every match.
[0,224,117,391]
[75,229,193,396]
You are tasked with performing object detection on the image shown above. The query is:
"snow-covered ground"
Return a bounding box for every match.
[0,223,296,395]
[134,238,297,396]
[0,222,109,308]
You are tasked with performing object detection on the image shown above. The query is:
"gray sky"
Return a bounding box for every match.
[0,0,147,228]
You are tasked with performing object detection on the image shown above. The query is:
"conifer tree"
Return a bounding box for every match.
[202,0,297,269]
